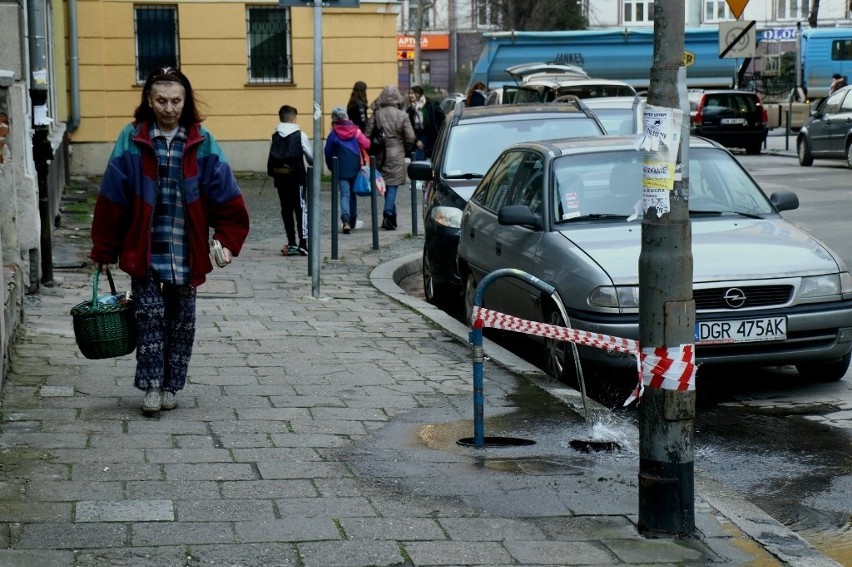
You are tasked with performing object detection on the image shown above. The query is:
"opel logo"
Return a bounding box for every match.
[723,288,747,308]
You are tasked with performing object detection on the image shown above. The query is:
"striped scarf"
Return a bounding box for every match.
[150,124,189,284]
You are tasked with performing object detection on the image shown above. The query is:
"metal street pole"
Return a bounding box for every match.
[638,0,696,537]
[309,0,323,297]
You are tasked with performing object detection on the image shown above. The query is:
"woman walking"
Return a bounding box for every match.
[89,67,250,415]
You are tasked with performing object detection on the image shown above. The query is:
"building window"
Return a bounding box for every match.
[832,40,852,61]
[408,1,430,29]
[247,6,291,84]
[623,0,654,24]
[777,0,806,20]
[704,0,732,22]
[409,59,431,86]
[135,6,179,83]
[476,0,500,28]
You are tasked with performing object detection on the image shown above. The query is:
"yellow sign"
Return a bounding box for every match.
[397,50,414,60]
[683,51,695,67]
[726,0,748,19]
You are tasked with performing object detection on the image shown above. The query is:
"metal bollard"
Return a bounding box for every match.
[331,157,339,260]
[369,156,379,250]
[468,268,556,448]
[409,151,418,236]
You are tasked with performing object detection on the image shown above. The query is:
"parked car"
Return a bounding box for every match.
[407,102,606,308]
[489,77,637,106]
[796,84,852,167]
[688,89,769,154]
[457,135,852,383]
[582,95,646,134]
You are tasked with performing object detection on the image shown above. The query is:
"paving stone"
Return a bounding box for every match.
[404,541,516,566]
[297,540,405,567]
[234,517,340,543]
[338,517,447,540]
[17,523,128,549]
[219,479,317,499]
[131,521,235,546]
[166,463,257,481]
[38,386,75,397]
[503,540,618,565]
[175,499,276,521]
[0,550,74,567]
[76,499,174,522]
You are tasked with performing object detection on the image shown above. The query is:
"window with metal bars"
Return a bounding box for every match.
[247,6,292,84]
[135,6,179,83]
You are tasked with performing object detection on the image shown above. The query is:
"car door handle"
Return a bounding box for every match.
[495,241,502,256]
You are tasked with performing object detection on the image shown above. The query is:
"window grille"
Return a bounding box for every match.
[135,6,179,83]
[247,6,292,84]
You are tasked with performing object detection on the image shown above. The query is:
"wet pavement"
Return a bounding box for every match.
[0,166,842,565]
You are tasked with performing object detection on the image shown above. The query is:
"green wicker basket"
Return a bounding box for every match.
[70,267,136,359]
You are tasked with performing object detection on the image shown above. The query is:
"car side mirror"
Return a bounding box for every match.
[407,161,433,181]
[498,204,543,230]
[770,190,799,212]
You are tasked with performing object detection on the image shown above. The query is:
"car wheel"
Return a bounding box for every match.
[543,303,579,384]
[797,136,814,166]
[796,352,851,382]
[422,249,457,309]
[745,142,762,155]
[846,141,852,169]
[463,272,477,327]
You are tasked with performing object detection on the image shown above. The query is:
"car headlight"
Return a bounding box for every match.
[590,286,640,308]
[799,274,843,299]
[431,206,463,229]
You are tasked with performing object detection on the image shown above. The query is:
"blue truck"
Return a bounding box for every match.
[800,27,852,99]
[468,28,742,91]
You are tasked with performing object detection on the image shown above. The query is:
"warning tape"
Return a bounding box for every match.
[471,306,696,405]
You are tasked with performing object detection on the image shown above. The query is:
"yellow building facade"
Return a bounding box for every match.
[69,0,401,174]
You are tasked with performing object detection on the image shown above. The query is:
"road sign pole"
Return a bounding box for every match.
[309,0,322,296]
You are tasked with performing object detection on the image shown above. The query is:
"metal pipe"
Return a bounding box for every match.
[68,0,81,131]
[409,151,418,236]
[309,0,323,295]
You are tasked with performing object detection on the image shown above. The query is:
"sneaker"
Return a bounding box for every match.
[142,388,161,415]
[342,223,351,234]
[281,244,295,256]
[354,220,365,230]
[161,391,177,411]
[298,241,308,256]
[286,245,300,256]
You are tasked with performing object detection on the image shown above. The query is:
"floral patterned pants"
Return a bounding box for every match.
[131,277,196,393]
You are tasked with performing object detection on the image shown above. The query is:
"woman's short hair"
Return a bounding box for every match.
[134,66,204,126]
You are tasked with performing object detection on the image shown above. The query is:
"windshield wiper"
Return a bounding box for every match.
[444,173,484,180]
[689,209,764,219]
[555,213,629,223]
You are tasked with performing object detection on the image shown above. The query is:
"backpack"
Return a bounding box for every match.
[267,131,306,179]
[367,115,387,168]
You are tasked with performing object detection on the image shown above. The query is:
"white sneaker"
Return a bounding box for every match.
[354,220,364,229]
[142,388,161,414]
[161,391,177,411]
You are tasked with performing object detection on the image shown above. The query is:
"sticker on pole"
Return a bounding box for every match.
[635,105,682,217]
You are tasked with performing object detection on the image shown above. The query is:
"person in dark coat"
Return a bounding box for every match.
[324,106,370,234]
[347,81,369,132]
[367,86,416,230]
[466,82,487,107]
[406,85,445,160]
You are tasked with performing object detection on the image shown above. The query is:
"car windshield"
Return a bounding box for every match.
[551,147,775,223]
[442,117,602,178]
[588,108,635,134]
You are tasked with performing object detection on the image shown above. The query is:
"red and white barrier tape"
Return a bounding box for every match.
[471,306,696,405]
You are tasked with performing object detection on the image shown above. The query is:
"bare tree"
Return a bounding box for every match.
[808,0,821,28]
[491,0,586,31]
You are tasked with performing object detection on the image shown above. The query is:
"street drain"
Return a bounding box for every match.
[457,436,536,448]
[569,439,621,452]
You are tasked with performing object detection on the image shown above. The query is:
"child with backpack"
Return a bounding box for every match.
[267,105,313,256]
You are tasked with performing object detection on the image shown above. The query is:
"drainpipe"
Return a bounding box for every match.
[27,0,55,285]
[68,0,80,131]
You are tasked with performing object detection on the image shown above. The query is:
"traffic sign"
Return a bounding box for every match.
[725,0,748,19]
[719,20,756,59]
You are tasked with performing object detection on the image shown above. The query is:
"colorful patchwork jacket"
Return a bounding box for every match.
[90,121,250,287]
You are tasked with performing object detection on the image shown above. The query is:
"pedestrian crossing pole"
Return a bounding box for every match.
[638,0,696,537]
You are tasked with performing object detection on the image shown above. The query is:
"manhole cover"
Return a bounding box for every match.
[457,436,536,448]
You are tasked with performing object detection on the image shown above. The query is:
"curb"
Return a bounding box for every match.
[370,252,841,567]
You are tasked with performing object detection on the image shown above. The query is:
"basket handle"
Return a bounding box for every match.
[92,265,119,309]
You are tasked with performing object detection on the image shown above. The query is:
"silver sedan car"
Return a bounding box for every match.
[458,136,852,383]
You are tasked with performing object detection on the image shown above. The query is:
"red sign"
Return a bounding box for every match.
[397,34,450,51]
